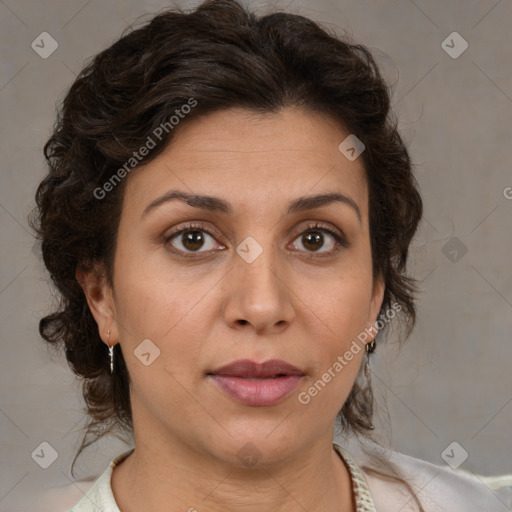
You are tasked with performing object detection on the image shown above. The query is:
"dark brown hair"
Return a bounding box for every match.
[30,0,423,506]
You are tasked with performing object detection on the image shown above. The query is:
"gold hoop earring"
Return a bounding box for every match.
[107,329,114,374]
[366,338,376,354]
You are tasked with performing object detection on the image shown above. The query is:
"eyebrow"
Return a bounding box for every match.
[141,189,362,223]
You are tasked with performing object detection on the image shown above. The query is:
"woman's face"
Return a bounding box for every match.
[87,106,384,465]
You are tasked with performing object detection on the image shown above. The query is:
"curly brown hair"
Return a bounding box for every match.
[29,0,423,500]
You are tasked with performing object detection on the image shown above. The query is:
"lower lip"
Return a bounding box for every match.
[209,375,303,406]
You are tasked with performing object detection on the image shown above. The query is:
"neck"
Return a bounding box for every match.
[111,431,355,512]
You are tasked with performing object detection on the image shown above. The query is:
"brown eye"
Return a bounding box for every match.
[165,223,223,256]
[301,231,324,251]
[291,228,339,254]
[181,230,206,251]
[168,229,215,252]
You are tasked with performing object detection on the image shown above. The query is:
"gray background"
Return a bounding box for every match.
[1,0,511,510]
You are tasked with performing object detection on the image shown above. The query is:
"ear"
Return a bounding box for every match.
[76,263,119,346]
[368,273,385,337]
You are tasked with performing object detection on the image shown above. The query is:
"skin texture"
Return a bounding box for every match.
[79,107,385,512]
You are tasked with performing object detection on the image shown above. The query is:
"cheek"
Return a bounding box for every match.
[112,252,211,381]
[308,271,374,339]
[113,276,204,406]
[298,333,364,419]
[113,238,193,336]
[299,271,371,398]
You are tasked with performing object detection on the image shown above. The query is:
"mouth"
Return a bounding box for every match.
[207,358,305,378]
[206,359,305,406]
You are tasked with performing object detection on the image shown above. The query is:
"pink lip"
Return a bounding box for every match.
[209,358,304,378]
[207,359,305,407]
[209,375,304,406]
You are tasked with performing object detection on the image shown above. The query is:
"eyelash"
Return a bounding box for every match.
[163,221,349,259]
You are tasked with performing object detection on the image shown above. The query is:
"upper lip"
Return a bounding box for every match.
[208,359,305,378]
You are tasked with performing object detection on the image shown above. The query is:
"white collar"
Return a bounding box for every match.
[71,443,376,511]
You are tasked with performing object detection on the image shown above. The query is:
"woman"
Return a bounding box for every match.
[31,0,512,511]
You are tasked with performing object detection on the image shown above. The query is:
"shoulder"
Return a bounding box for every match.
[335,438,512,512]
[32,479,96,512]
[382,449,512,512]
[37,448,134,512]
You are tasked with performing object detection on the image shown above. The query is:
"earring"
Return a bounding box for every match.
[364,338,376,430]
[107,330,114,374]
[366,338,376,354]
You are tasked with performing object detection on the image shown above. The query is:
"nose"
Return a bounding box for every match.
[222,238,295,335]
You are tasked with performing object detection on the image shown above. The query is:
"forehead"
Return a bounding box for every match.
[123,107,368,218]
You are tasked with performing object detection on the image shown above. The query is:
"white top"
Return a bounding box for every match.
[56,439,512,512]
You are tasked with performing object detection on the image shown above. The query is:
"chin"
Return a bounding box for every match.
[205,425,304,467]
